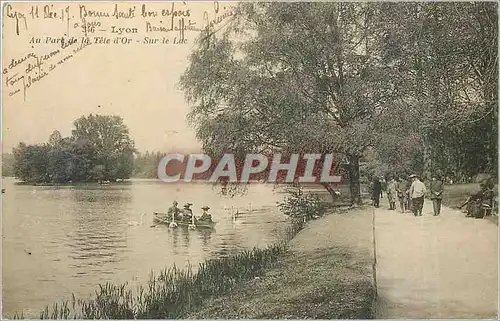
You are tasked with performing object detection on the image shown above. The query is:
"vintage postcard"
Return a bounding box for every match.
[1,1,498,319]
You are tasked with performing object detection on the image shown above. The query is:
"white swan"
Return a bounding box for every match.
[128,213,146,226]
[231,208,242,226]
[169,220,178,228]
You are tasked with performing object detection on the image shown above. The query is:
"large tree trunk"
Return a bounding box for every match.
[320,182,340,204]
[347,154,362,205]
[423,143,432,181]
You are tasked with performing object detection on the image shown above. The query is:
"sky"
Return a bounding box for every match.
[2,1,235,153]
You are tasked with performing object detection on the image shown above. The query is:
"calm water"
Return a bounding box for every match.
[2,178,289,318]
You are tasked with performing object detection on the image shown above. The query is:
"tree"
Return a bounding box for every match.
[12,115,137,183]
[374,2,498,179]
[2,153,15,177]
[13,143,50,183]
[48,130,62,147]
[72,114,136,181]
[133,151,166,178]
[13,143,29,181]
[181,2,396,205]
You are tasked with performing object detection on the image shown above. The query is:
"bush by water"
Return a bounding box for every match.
[278,187,327,232]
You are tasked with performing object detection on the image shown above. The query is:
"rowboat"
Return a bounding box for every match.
[153,212,217,229]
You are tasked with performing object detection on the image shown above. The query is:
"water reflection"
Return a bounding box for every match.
[67,188,131,278]
[196,228,213,247]
[181,227,190,247]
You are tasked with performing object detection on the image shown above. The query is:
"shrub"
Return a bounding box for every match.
[278,187,327,231]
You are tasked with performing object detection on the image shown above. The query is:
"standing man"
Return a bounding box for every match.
[406,175,413,213]
[396,176,409,213]
[386,176,398,210]
[409,174,426,216]
[430,173,444,216]
[372,177,383,208]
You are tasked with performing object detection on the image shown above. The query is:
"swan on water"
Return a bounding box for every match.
[128,213,146,226]
[231,208,242,226]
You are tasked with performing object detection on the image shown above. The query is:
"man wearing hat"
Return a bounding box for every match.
[409,174,426,216]
[396,176,409,213]
[167,200,180,220]
[458,179,495,218]
[199,206,212,222]
[430,173,444,216]
[181,203,194,221]
[371,177,383,208]
[386,175,398,210]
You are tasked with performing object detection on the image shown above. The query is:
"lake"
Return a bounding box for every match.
[1,178,290,318]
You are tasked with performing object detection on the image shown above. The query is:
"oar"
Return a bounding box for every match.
[150,219,169,228]
[150,213,171,227]
[188,213,197,230]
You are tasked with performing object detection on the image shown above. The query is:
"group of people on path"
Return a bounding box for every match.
[372,174,439,216]
[167,201,213,223]
[371,173,496,218]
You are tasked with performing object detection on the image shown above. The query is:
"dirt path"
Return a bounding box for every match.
[374,197,498,318]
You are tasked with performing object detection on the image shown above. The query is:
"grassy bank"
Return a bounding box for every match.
[186,206,377,319]
[441,183,478,208]
[17,244,287,319]
[186,247,375,319]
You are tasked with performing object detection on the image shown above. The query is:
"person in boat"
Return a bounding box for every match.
[198,206,212,222]
[181,203,194,222]
[167,201,180,221]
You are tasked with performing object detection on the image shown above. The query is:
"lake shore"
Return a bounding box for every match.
[184,206,376,319]
[33,205,376,319]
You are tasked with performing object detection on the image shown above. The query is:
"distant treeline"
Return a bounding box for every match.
[132,151,165,178]
[2,153,15,177]
[11,114,136,184]
[5,148,178,181]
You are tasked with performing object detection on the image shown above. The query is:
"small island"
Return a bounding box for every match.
[12,114,136,184]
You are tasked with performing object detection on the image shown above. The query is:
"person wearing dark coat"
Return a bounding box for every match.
[430,174,444,216]
[458,180,495,218]
[371,177,383,208]
[406,177,413,213]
